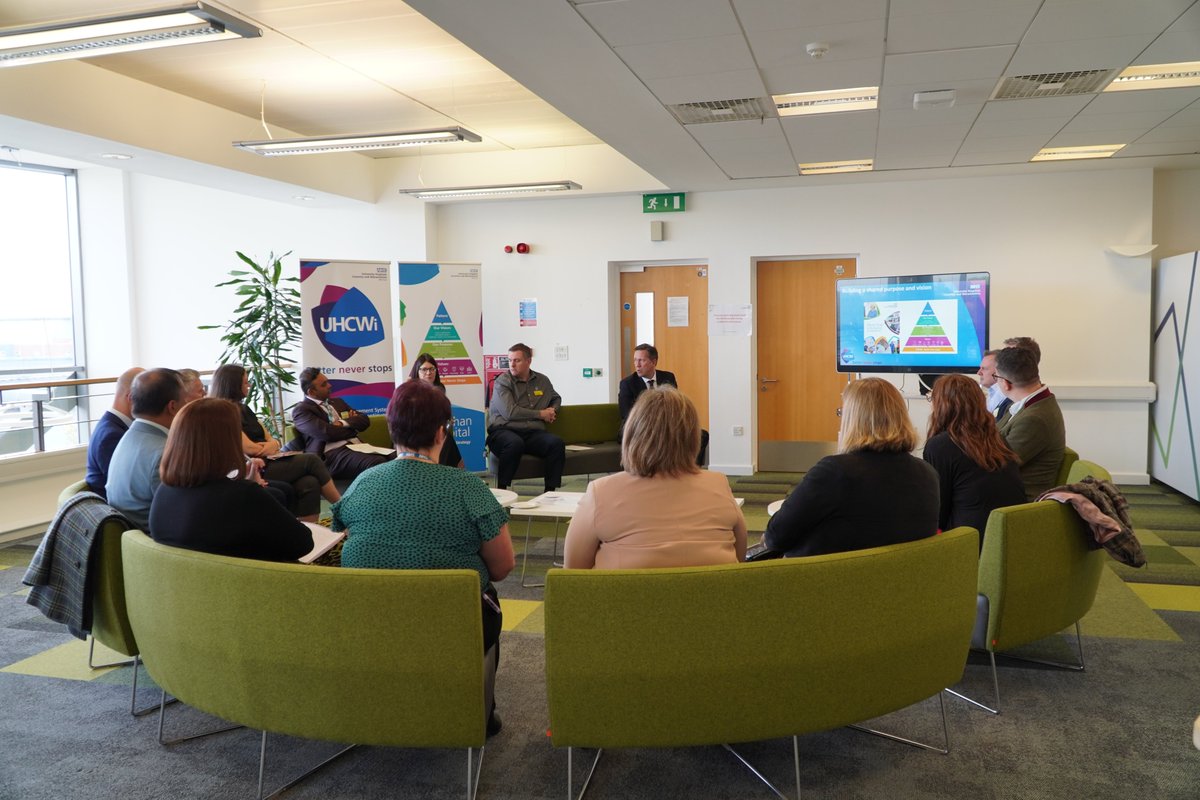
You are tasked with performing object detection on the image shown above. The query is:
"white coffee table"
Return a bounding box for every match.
[491,488,519,507]
[767,499,784,517]
[508,491,584,588]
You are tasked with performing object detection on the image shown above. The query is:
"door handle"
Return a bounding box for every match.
[759,377,778,392]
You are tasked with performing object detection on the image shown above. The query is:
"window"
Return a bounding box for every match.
[0,159,85,456]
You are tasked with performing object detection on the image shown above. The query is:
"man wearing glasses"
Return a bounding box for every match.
[994,346,1065,500]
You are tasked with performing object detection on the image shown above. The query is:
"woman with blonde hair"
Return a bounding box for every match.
[763,377,938,557]
[564,387,747,569]
[924,373,1025,542]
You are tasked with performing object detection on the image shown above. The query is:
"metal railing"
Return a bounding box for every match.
[0,368,106,458]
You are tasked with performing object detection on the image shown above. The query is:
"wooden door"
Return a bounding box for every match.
[619,265,709,427]
[757,258,856,469]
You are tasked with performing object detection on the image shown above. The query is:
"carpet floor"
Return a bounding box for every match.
[2,475,1199,799]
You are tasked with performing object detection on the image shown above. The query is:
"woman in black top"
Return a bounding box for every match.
[764,378,939,557]
[923,373,1026,545]
[210,364,340,520]
[408,353,464,468]
[149,398,312,562]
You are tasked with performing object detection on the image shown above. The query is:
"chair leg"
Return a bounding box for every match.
[848,691,952,754]
[129,654,178,717]
[88,636,135,670]
[156,688,243,745]
[945,649,1001,715]
[466,746,486,800]
[995,622,1087,672]
[256,730,357,800]
[566,747,603,800]
[722,743,791,799]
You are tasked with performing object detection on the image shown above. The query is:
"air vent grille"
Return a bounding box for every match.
[666,97,775,125]
[992,69,1119,99]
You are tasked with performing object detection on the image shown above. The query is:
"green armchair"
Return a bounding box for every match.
[121,531,490,799]
[544,527,979,798]
[949,498,1106,714]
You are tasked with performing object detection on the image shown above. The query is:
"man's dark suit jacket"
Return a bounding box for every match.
[618,370,678,420]
[288,396,369,455]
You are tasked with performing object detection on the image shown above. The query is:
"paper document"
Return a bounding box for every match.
[346,442,395,456]
[564,444,593,451]
[300,523,346,564]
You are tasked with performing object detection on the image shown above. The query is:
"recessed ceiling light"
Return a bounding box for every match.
[798,159,874,175]
[773,87,878,117]
[1104,61,1200,92]
[1031,144,1125,162]
[100,152,133,160]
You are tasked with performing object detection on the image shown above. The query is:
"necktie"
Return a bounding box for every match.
[321,401,337,423]
[647,379,655,390]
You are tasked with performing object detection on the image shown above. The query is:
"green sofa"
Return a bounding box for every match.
[544,527,980,796]
[488,403,623,483]
[121,531,490,798]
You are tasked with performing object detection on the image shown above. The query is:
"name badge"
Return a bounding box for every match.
[533,390,543,396]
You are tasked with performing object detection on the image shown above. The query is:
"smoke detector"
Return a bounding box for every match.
[806,42,829,59]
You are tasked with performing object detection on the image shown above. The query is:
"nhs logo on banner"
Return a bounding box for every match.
[312,285,385,362]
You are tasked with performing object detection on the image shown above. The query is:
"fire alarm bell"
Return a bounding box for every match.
[504,245,514,253]
[516,242,530,254]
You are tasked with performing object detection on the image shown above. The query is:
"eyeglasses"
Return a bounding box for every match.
[444,420,453,431]
[994,374,1012,384]
[418,366,437,374]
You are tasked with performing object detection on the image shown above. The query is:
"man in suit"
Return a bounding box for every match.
[84,366,143,499]
[976,350,1007,419]
[995,346,1065,500]
[618,343,708,466]
[289,367,394,481]
[106,368,185,532]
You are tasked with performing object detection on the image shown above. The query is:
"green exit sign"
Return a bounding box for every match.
[643,192,685,213]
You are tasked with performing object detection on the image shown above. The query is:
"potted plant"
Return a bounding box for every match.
[200,250,301,438]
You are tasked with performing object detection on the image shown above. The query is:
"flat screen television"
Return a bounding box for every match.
[835,271,989,374]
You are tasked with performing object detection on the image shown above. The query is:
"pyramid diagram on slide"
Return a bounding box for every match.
[904,302,954,351]
[419,302,481,384]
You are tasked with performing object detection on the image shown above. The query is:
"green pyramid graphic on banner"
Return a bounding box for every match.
[420,302,480,384]
[904,302,954,350]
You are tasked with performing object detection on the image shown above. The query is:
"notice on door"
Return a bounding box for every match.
[667,296,689,327]
[708,303,752,336]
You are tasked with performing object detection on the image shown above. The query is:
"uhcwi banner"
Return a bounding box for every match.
[300,259,394,415]
[398,263,485,470]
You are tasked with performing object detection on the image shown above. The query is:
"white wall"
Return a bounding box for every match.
[430,168,1155,481]
[1154,168,1200,259]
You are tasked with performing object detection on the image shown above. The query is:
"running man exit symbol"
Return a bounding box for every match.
[643,193,685,213]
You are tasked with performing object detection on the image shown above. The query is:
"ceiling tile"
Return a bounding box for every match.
[700,136,799,178]
[689,118,785,143]
[575,0,739,47]
[886,1,1041,53]
[883,47,1015,86]
[616,34,757,80]
[761,58,884,95]
[646,70,767,106]
[878,80,997,111]
[746,19,887,66]
[732,0,887,31]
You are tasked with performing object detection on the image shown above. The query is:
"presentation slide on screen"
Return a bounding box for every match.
[837,274,987,372]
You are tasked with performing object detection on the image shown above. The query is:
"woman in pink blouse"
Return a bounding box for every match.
[564,387,747,569]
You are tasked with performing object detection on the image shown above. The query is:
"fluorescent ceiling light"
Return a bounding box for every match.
[234,128,482,157]
[0,3,260,68]
[1031,144,1125,162]
[403,181,582,200]
[798,159,874,175]
[774,87,878,117]
[1104,61,1200,92]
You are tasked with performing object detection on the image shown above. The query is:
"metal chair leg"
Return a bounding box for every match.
[88,636,135,670]
[520,516,544,588]
[723,744,790,799]
[130,654,178,717]
[950,622,1088,715]
[156,688,243,745]
[256,730,357,800]
[849,691,952,753]
[466,745,486,800]
[566,747,603,800]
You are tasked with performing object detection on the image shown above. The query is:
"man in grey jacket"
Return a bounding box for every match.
[486,343,565,492]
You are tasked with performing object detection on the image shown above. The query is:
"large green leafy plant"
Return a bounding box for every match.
[199,250,301,438]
